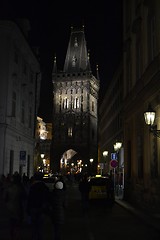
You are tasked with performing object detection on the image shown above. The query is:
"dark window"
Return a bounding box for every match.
[12,91,16,117]
[9,150,14,175]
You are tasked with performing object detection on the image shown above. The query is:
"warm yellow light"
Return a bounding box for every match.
[144,111,155,125]
[114,142,122,151]
[103,151,108,157]
[144,105,156,125]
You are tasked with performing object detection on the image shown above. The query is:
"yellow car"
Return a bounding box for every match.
[88,175,109,200]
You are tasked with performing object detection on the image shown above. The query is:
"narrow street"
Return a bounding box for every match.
[0,182,160,240]
[63,183,160,240]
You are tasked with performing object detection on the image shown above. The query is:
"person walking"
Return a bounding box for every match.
[49,179,67,240]
[27,172,50,240]
[78,173,91,215]
[106,174,115,207]
[4,171,27,240]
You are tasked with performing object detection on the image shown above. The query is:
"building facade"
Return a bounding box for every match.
[51,26,100,174]
[99,62,124,192]
[0,20,41,177]
[122,0,160,212]
[100,0,160,213]
[34,117,52,173]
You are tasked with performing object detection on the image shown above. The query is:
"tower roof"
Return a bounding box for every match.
[63,26,91,73]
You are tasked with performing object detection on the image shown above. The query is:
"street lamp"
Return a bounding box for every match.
[40,153,45,158]
[144,104,160,138]
[90,158,94,176]
[114,142,122,152]
[103,151,108,175]
[113,141,122,196]
[103,151,108,157]
[39,153,45,172]
[90,158,93,163]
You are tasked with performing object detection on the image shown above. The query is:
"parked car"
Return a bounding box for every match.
[88,175,109,200]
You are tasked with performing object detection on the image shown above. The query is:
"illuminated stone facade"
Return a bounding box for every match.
[51,27,99,174]
[35,117,51,173]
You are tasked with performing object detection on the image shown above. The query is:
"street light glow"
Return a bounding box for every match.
[103,151,108,157]
[114,142,122,151]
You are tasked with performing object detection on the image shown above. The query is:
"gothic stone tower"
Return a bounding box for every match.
[51,26,99,174]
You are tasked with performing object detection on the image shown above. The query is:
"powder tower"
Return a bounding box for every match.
[51,26,100,174]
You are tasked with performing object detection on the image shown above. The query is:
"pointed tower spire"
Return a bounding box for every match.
[52,54,57,74]
[63,26,91,73]
[96,64,100,80]
[87,51,91,72]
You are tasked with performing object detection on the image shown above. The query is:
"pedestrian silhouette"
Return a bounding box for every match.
[27,172,50,240]
[4,172,26,240]
[106,174,115,207]
[49,179,67,240]
[78,173,91,214]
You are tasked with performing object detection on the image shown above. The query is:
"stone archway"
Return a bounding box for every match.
[60,149,83,174]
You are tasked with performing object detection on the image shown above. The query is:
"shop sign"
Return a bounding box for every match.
[20,151,26,166]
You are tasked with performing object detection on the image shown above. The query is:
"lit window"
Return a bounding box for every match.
[74,97,79,109]
[63,98,69,109]
[68,127,73,137]
[74,37,78,47]
[72,56,77,67]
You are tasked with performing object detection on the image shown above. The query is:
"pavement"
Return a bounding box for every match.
[115,195,160,233]
[0,183,160,239]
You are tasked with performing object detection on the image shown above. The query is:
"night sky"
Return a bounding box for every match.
[1,0,123,122]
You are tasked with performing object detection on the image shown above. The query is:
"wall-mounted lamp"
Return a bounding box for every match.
[144,105,160,138]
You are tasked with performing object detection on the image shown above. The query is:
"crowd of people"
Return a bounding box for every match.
[0,171,115,240]
[0,172,67,240]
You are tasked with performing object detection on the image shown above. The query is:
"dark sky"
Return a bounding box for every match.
[1,0,123,122]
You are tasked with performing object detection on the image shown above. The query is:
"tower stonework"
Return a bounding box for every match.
[51,27,99,174]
